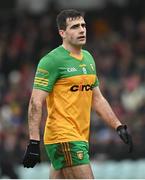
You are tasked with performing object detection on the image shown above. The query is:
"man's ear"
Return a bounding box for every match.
[59,30,66,39]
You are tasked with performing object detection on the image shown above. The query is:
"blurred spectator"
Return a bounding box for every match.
[16,0,49,14]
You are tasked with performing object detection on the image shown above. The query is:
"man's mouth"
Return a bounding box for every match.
[78,36,86,40]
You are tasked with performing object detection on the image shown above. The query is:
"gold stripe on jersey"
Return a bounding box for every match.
[35,77,49,82]
[34,77,49,86]
[37,68,49,74]
[69,52,83,60]
[34,80,48,84]
[79,64,86,67]
[34,82,48,86]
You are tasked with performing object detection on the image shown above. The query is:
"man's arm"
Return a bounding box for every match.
[28,88,49,140]
[92,86,133,152]
[92,87,121,129]
[22,88,48,168]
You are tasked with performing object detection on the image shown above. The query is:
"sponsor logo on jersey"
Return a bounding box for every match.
[70,84,93,92]
[79,64,87,74]
[67,67,77,72]
[82,67,87,74]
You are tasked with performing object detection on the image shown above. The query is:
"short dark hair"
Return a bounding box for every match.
[56,9,84,30]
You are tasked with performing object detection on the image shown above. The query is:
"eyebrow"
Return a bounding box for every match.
[70,23,86,29]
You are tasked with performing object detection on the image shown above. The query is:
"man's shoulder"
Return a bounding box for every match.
[40,46,63,62]
[82,49,93,58]
[48,45,64,57]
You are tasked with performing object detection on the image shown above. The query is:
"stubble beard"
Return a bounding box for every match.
[72,39,86,48]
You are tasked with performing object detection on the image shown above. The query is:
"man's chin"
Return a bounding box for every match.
[72,41,86,47]
[77,41,86,46]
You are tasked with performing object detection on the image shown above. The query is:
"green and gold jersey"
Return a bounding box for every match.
[33,45,99,144]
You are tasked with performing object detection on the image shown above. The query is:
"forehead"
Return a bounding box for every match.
[66,16,85,28]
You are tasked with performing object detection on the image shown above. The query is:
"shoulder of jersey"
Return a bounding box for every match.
[41,46,62,63]
[82,49,92,57]
[47,46,63,57]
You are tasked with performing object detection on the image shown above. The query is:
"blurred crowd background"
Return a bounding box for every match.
[0,0,145,178]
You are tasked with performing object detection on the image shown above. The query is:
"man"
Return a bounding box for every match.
[23,9,133,179]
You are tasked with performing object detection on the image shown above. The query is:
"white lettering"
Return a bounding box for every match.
[67,67,77,72]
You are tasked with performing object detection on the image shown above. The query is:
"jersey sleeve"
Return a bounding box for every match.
[33,54,59,92]
[93,75,99,88]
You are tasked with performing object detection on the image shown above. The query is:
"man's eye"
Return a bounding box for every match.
[82,24,86,28]
[72,25,79,29]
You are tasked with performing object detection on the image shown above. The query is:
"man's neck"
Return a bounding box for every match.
[62,43,82,55]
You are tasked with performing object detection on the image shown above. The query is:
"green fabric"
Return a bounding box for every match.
[33,45,99,92]
[45,141,90,170]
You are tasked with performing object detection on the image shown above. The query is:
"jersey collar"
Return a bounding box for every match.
[60,45,83,61]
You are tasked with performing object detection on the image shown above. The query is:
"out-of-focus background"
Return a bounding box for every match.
[0,0,145,179]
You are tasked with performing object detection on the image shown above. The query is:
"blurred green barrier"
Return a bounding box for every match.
[8,159,145,179]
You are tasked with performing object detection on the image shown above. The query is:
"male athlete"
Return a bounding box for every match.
[22,9,133,179]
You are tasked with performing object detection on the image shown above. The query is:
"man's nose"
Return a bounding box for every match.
[79,26,85,33]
